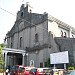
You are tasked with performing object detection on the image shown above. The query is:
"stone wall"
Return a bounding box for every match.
[55,37,75,65]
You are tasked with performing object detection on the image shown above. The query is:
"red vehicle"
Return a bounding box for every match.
[29,68,51,75]
[11,65,35,75]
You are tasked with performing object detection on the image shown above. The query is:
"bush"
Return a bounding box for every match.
[68,66,74,70]
[0,69,5,73]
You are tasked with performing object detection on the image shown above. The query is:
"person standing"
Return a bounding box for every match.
[6,68,9,75]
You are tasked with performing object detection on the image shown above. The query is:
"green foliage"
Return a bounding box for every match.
[68,66,74,70]
[0,44,4,48]
[0,44,4,69]
[0,69,5,73]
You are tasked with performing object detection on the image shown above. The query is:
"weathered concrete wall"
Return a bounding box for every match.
[55,37,75,65]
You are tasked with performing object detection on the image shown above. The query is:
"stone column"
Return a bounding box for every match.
[69,28,72,38]
[26,53,28,66]
[22,53,25,66]
[2,52,4,59]
[5,52,8,68]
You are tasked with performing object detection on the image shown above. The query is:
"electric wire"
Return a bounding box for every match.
[0,7,49,31]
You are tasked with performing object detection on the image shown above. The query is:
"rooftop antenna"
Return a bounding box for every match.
[26,2,33,8]
[22,0,24,2]
[22,1,33,8]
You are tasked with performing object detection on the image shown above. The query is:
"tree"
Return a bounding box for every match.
[0,44,4,68]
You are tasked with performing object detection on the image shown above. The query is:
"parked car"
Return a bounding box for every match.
[29,67,52,75]
[11,65,35,75]
[52,69,64,75]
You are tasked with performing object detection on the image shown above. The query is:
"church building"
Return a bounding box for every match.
[3,3,75,68]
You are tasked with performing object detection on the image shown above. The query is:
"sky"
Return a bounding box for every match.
[0,0,75,44]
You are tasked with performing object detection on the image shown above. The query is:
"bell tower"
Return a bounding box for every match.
[16,2,32,21]
[25,2,32,13]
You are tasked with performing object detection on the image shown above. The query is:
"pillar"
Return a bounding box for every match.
[5,52,8,68]
[22,53,25,66]
[2,52,4,59]
[69,28,72,38]
[26,53,28,66]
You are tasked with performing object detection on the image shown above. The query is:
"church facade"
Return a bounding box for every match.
[3,4,75,68]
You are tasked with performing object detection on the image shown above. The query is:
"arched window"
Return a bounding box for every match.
[20,37,22,48]
[64,32,67,38]
[21,12,24,17]
[35,33,38,43]
[72,35,74,38]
